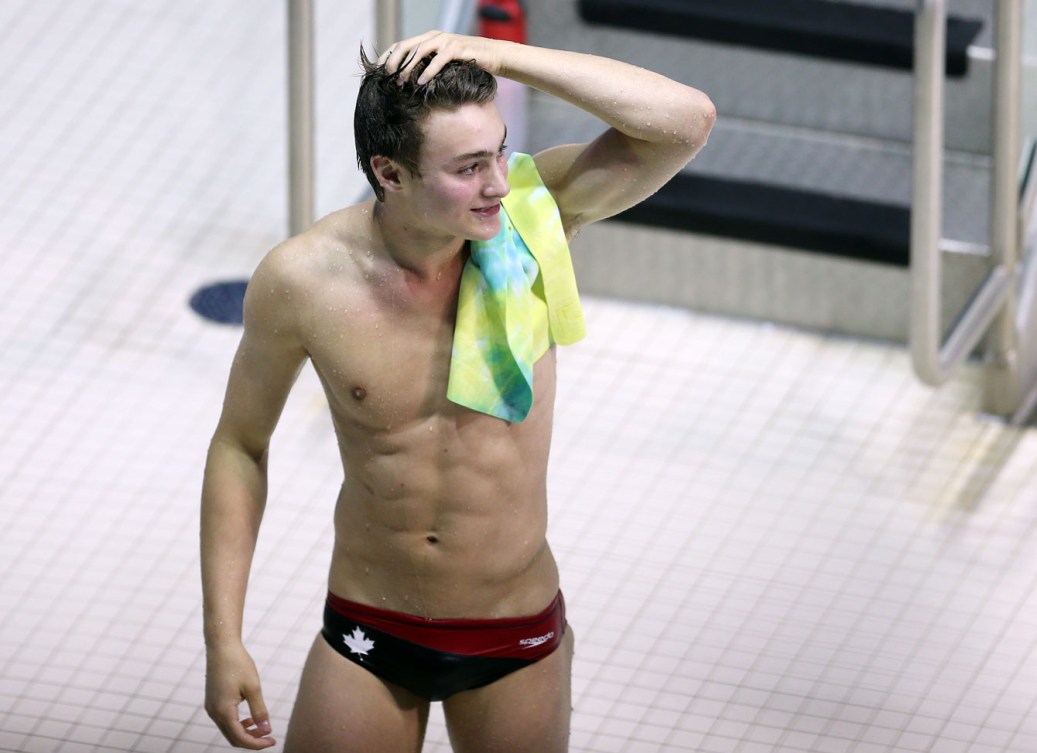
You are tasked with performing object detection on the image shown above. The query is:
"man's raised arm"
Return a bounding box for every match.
[382,31,716,235]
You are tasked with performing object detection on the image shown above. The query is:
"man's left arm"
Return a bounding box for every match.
[384,31,716,236]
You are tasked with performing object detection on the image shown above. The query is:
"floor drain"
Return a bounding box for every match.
[189,280,248,324]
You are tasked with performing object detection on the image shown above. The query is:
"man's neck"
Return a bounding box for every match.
[371,200,466,282]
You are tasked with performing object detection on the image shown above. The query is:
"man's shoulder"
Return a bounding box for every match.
[248,239,319,310]
[254,206,371,292]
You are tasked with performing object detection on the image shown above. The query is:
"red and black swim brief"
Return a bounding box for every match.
[321,590,566,701]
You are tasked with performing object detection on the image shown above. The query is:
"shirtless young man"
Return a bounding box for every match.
[201,31,714,752]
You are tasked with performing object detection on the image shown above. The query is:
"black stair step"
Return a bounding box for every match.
[612,173,911,266]
[578,0,983,77]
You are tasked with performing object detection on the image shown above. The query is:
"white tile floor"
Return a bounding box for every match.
[2,2,1037,752]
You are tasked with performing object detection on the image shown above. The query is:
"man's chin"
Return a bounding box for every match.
[465,219,502,242]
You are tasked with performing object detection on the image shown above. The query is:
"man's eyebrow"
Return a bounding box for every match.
[450,126,509,163]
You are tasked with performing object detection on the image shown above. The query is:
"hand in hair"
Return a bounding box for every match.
[380,30,505,85]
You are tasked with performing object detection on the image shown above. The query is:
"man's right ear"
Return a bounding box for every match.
[370,156,405,196]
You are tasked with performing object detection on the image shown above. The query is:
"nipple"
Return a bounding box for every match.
[352,386,367,401]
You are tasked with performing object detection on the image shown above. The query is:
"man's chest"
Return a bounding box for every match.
[304,285,461,425]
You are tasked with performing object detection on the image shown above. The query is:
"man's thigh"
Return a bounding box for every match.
[284,633,430,753]
[442,628,575,753]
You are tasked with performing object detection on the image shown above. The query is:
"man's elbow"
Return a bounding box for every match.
[688,90,716,142]
[673,89,716,158]
[699,93,717,134]
[208,426,270,470]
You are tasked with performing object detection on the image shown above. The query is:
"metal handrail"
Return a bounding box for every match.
[910,0,1023,389]
[1010,150,1037,422]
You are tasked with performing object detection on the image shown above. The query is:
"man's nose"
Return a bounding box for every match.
[484,158,510,198]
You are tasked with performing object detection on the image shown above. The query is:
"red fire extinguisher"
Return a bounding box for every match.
[478,0,526,45]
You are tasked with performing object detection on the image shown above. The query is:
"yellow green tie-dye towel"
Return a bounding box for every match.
[447,152,586,422]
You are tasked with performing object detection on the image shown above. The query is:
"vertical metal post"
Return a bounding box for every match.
[910,0,947,382]
[438,0,478,35]
[983,0,1024,416]
[288,0,315,236]
[377,0,402,54]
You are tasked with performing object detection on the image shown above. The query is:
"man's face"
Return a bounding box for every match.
[407,101,510,242]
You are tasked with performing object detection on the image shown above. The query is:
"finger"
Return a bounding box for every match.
[377,43,402,67]
[230,721,275,750]
[411,34,477,84]
[398,32,451,80]
[414,52,453,85]
[245,689,273,740]
[240,717,274,739]
[393,48,423,80]
[213,709,273,750]
[379,30,440,71]
[383,47,420,79]
[397,47,421,78]
[210,713,259,750]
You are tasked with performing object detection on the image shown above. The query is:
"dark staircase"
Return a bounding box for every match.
[576,0,984,268]
[524,0,998,340]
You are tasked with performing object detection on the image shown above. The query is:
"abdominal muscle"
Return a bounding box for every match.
[324,352,561,621]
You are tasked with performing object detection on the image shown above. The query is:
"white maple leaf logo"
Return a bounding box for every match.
[343,627,375,656]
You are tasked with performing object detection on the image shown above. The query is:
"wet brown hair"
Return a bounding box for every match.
[354,46,498,201]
